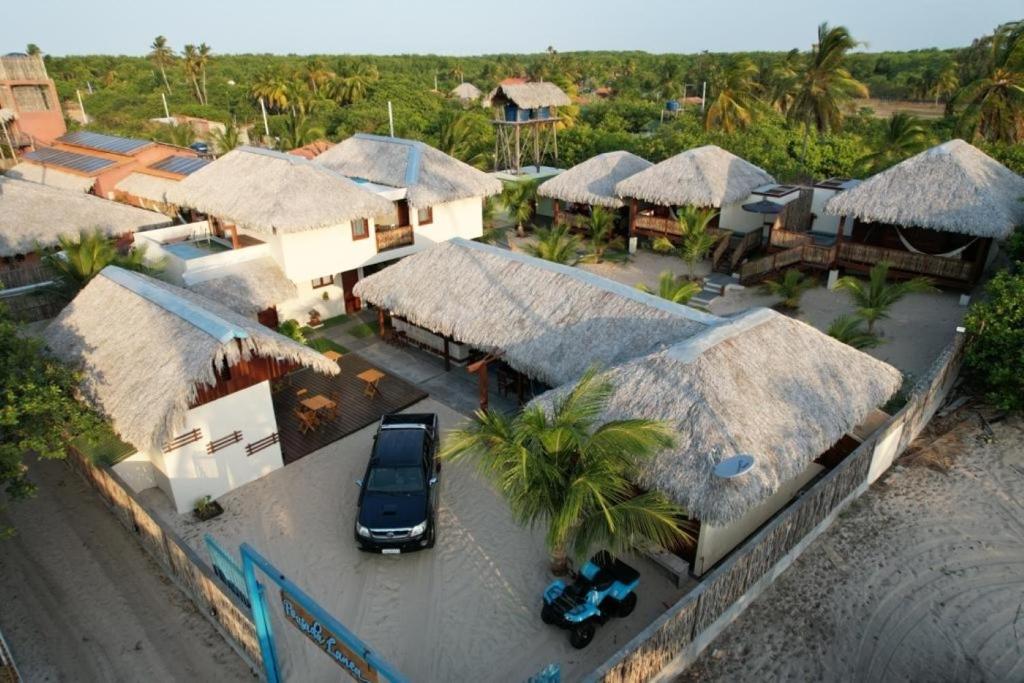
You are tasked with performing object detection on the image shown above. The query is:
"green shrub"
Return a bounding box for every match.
[963,270,1024,411]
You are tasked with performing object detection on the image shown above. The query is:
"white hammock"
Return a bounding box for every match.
[896,228,975,259]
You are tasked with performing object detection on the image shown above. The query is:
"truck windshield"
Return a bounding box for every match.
[365,466,425,494]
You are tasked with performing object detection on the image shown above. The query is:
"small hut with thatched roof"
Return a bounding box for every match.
[5,161,96,193]
[537,150,652,234]
[112,154,211,218]
[45,266,339,513]
[0,176,170,286]
[488,80,572,173]
[451,82,482,103]
[186,257,298,323]
[825,139,1024,286]
[615,145,778,245]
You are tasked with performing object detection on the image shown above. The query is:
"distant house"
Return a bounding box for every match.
[487,80,571,173]
[113,155,212,217]
[44,266,339,514]
[150,114,253,152]
[451,82,482,103]
[0,53,65,153]
[537,150,652,234]
[7,130,198,199]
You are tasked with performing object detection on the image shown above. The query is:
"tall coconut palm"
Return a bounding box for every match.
[148,36,174,95]
[502,180,537,237]
[579,206,623,263]
[44,230,161,297]
[441,368,687,573]
[182,44,204,104]
[955,22,1024,143]
[251,70,290,112]
[278,110,324,150]
[636,271,702,304]
[435,110,491,169]
[855,113,928,174]
[760,268,816,310]
[835,262,937,333]
[676,206,720,279]
[525,225,580,264]
[932,62,960,107]
[827,314,881,349]
[197,43,212,105]
[705,58,760,133]
[303,58,334,95]
[766,49,802,115]
[788,23,869,166]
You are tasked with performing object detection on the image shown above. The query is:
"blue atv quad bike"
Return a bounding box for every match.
[540,551,640,649]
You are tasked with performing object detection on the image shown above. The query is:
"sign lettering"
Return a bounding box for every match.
[280,590,379,683]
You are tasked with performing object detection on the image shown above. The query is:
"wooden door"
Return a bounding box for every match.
[341,269,361,313]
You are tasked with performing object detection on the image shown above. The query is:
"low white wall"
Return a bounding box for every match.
[720,192,800,235]
[111,451,156,492]
[149,381,284,514]
[136,221,272,287]
[693,462,824,575]
[810,187,855,236]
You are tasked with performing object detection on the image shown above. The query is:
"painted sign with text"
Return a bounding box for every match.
[280,589,379,683]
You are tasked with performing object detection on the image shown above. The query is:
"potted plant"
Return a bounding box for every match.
[308,308,323,328]
[194,495,224,521]
[322,290,330,301]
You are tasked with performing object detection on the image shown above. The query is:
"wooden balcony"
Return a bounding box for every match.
[375,224,414,252]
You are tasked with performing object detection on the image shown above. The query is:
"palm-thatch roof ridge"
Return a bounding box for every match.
[615,145,775,208]
[114,172,179,204]
[315,134,502,209]
[164,146,393,234]
[537,151,653,208]
[354,238,717,387]
[490,82,572,109]
[186,257,298,315]
[532,308,902,525]
[0,177,170,257]
[825,139,1024,238]
[451,82,482,101]
[44,266,338,453]
[6,162,96,193]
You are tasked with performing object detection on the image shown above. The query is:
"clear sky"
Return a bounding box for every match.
[2,0,1020,56]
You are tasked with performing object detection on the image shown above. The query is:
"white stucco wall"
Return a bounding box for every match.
[111,451,156,492]
[719,191,800,235]
[810,187,856,236]
[145,381,284,514]
[693,461,825,576]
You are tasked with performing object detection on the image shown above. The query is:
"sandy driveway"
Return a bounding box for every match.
[674,411,1024,682]
[147,399,686,682]
[0,457,253,682]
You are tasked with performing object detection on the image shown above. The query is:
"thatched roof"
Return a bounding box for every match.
[114,172,179,204]
[615,145,775,208]
[44,267,337,453]
[186,258,298,315]
[489,82,571,109]
[537,151,652,208]
[164,146,393,234]
[534,308,902,525]
[315,134,502,209]
[451,83,482,101]
[354,239,716,386]
[0,177,170,257]
[825,139,1024,239]
[6,162,96,193]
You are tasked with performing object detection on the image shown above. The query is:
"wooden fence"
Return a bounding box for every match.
[65,448,261,675]
[837,242,974,282]
[587,334,966,683]
[0,264,53,290]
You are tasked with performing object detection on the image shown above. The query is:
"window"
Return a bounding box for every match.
[351,218,369,240]
[311,275,334,289]
[416,207,433,226]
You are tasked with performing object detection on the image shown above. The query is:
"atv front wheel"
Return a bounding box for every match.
[616,592,637,617]
[569,622,596,649]
[541,603,559,625]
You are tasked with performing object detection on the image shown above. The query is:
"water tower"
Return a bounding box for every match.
[488,80,570,174]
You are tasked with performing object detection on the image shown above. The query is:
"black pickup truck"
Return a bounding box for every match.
[354,413,440,554]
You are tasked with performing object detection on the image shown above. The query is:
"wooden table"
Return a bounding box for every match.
[301,394,336,414]
[356,369,386,397]
[322,350,343,363]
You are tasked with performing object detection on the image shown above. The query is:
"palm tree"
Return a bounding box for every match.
[303,58,335,95]
[441,368,688,573]
[197,43,212,105]
[788,23,869,165]
[525,225,580,264]
[760,268,816,310]
[25,43,41,57]
[955,22,1024,143]
[855,113,928,174]
[333,63,378,105]
[251,70,290,112]
[209,123,242,155]
[636,271,702,304]
[435,110,491,169]
[766,49,802,115]
[676,206,720,279]
[579,206,623,263]
[148,36,174,95]
[278,110,324,150]
[835,262,937,333]
[182,44,204,104]
[164,123,194,148]
[44,230,161,297]
[827,314,881,349]
[932,63,960,106]
[502,180,537,237]
[705,58,760,133]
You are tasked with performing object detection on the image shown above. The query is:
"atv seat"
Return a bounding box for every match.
[589,551,640,586]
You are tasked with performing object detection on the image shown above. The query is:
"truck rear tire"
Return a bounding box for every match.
[617,592,637,617]
[569,622,595,649]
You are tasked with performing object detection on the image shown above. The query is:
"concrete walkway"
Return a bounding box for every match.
[0,457,254,682]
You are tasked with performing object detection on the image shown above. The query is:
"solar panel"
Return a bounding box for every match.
[57,130,152,155]
[149,155,210,176]
[815,177,853,190]
[24,146,115,173]
[758,184,800,197]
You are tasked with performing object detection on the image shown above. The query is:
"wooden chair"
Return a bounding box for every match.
[296,388,308,398]
[293,407,318,434]
[326,391,342,420]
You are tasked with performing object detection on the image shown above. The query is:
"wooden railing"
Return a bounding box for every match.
[0,264,54,290]
[730,230,763,271]
[375,224,414,252]
[558,212,591,231]
[710,230,733,269]
[739,245,825,284]
[770,228,813,250]
[837,243,973,281]
[634,214,682,236]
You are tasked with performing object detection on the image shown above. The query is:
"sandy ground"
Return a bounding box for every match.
[0,457,254,682]
[143,398,687,683]
[675,410,1024,682]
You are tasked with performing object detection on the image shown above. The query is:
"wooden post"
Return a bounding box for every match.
[533,121,540,170]
[629,199,638,238]
[443,337,451,372]
[228,224,240,250]
[514,125,521,175]
[478,366,489,411]
[834,216,846,268]
[377,308,388,341]
[552,200,560,226]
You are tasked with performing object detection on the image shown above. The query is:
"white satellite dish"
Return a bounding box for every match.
[714,454,757,479]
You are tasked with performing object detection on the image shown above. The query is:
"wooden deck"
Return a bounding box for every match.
[271,353,428,464]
